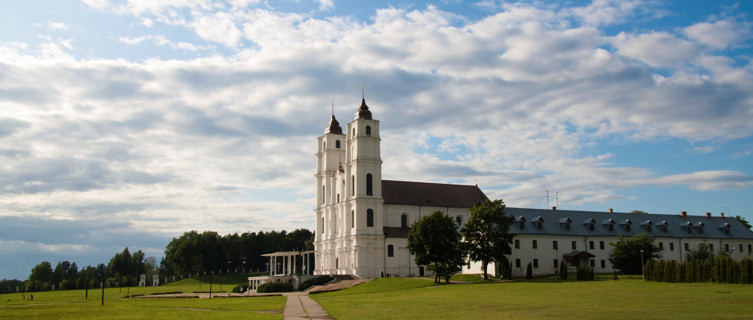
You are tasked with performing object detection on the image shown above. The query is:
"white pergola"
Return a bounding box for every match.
[262,250,315,276]
[248,250,315,294]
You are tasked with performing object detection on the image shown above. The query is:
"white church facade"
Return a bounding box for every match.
[314,97,753,279]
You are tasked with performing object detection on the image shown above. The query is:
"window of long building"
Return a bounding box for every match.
[515,259,521,268]
[600,260,606,268]
[532,240,538,249]
[387,244,394,257]
[572,241,577,250]
[553,259,558,268]
[401,214,408,228]
[599,241,605,250]
[515,239,520,249]
[685,243,689,251]
[589,241,594,250]
[552,240,558,250]
[670,242,674,251]
[533,259,539,269]
[659,242,664,250]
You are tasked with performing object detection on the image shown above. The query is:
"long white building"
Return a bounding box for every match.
[314,97,753,279]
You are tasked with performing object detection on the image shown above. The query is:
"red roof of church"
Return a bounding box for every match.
[381,180,488,208]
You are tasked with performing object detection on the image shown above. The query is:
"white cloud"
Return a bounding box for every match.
[611,31,699,68]
[569,0,645,26]
[118,35,212,51]
[81,0,110,10]
[318,0,334,11]
[685,19,752,49]
[48,21,70,31]
[192,12,243,47]
[141,17,154,27]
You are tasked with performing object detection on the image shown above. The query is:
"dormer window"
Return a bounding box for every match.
[559,217,571,230]
[641,220,653,231]
[695,221,705,233]
[682,221,693,232]
[532,216,544,229]
[719,223,730,234]
[516,216,526,228]
[603,219,615,231]
[658,220,669,231]
[583,218,596,231]
[621,219,632,231]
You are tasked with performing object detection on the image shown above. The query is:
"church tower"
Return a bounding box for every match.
[314,96,385,278]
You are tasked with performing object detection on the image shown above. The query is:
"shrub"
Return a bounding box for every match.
[299,275,333,291]
[576,267,594,281]
[257,282,293,293]
[232,285,248,293]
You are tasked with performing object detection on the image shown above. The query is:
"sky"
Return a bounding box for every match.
[1,0,752,280]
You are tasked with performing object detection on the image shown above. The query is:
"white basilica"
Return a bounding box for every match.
[314,97,753,279]
[314,97,487,278]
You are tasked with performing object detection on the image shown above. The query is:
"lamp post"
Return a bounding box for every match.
[640,249,645,281]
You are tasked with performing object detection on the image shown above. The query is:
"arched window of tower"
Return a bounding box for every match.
[322,186,325,205]
[352,128,355,137]
[351,210,354,228]
[365,125,371,136]
[323,141,326,149]
[351,175,355,196]
[366,173,373,196]
[335,140,341,148]
[401,214,408,228]
[367,209,374,227]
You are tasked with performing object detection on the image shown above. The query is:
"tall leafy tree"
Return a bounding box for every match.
[461,199,514,280]
[29,261,53,290]
[608,234,661,274]
[408,211,464,284]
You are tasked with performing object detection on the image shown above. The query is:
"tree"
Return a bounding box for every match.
[408,211,464,284]
[608,234,661,275]
[29,261,53,285]
[686,243,714,262]
[461,199,514,280]
[631,210,648,214]
[737,216,752,230]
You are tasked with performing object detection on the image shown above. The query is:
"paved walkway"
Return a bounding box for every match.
[283,292,333,320]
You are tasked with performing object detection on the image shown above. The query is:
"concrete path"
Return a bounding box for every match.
[283,292,333,320]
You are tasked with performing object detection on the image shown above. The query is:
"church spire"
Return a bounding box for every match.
[324,100,343,134]
[355,83,372,120]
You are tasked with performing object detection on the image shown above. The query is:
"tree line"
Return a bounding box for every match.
[4,228,312,293]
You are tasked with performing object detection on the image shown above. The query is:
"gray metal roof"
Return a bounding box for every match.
[506,207,753,240]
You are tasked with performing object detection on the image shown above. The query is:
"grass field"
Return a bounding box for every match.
[0,278,284,320]
[312,277,753,320]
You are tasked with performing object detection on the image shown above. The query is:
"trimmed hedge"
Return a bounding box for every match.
[645,257,753,284]
[299,275,334,291]
[257,282,293,293]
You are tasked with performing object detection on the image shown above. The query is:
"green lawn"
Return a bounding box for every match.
[0,278,284,320]
[312,277,753,320]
